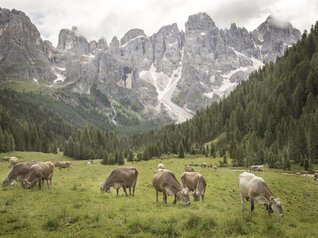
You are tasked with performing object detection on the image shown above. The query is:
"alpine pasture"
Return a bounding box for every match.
[1,152,318,237]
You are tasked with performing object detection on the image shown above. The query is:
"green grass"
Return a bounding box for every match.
[1,152,318,237]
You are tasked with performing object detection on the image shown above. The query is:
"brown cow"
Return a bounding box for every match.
[100,167,138,196]
[239,172,284,216]
[2,162,35,187]
[181,172,206,201]
[55,161,71,170]
[152,169,191,205]
[3,157,20,168]
[249,165,264,172]
[21,163,54,189]
[185,164,195,172]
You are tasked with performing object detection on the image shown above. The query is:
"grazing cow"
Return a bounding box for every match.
[239,172,284,216]
[314,173,318,181]
[21,163,54,189]
[157,163,165,170]
[213,165,218,171]
[4,157,20,168]
[201,163,207,168]
[55,161,71,170]
[2,162,35,187]
[249,165,264,172]
[185,165,195,172]
[100,167,138,196]
[152,169,191,205]
[181,172,206,201]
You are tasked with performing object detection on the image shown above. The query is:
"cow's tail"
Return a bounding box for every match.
[131,168,138,195]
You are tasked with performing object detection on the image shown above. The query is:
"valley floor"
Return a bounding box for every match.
[0,152,318,237]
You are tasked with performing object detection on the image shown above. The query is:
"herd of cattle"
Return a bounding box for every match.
[2,157,71,189]
[2,157,318,217]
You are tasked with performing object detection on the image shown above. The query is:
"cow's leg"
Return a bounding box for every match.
[240,193,245,211]
[132,186,135,196]
[156,191,159,202]
[116,188,119,196]
[128,187,131,196]
[38,178,42,189]
[163,193,167,204]
[123,187,128,196]
[250,197,255,213]
[173,194,177,204]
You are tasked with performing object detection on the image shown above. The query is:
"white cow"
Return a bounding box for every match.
[239,172,284,216]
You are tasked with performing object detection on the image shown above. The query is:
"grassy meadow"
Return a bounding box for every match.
[0,152,318,238]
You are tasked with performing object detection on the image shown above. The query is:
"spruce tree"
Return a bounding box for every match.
[178,143,185,158]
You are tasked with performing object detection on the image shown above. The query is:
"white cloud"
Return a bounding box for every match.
[0,0,317,46]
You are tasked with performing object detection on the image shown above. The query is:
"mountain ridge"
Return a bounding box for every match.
[0,8,301,127]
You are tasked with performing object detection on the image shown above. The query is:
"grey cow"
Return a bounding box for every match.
[100,167,138,196]
[152,169,191,205]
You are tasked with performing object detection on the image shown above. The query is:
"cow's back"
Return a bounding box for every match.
[239,172,266,197]
[108,167,137,187]
[153,169,180,194]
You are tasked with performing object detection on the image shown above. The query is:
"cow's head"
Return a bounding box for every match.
[2,178,10,187]
[270,197,284,217]
[100,182,110,193]
[193,190,201,201]
[21,179,32,189]
[177,188,191,206]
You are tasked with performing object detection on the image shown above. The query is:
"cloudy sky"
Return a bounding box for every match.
[1,0,317,46]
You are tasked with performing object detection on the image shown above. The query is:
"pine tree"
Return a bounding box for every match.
[308,116,318,162]
[178,143,185,158]
[127,151,134,162]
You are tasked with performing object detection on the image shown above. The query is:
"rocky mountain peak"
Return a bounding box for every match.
[120,29,145,45]
[0,7,55,81]
[186,12,217,32]
[57,27,90,54]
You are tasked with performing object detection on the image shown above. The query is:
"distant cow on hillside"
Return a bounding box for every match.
[3,157,20,168]
[185,165,194,172]
[55,161,71,170]
[157,163,165,170]
[100,167,138,196]
[249,165,264,172]
[239,172,284,216]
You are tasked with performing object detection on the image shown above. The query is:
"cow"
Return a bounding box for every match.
[3,157,20,168]
[2,162,35,187]
[157,163,165,170]
[213,165,218,171]
[201,163,207,168]
[314,173,318,181]
[21,163,54,189]
[100,167,138,196]
[249,165,264,172]
[181,172,206,201]
[239,172,284,216]
[55,161,71,170]
[152,169,191,206]
[185,165,195,172]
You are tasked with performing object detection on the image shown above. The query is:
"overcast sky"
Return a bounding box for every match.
[1,0,317,46]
